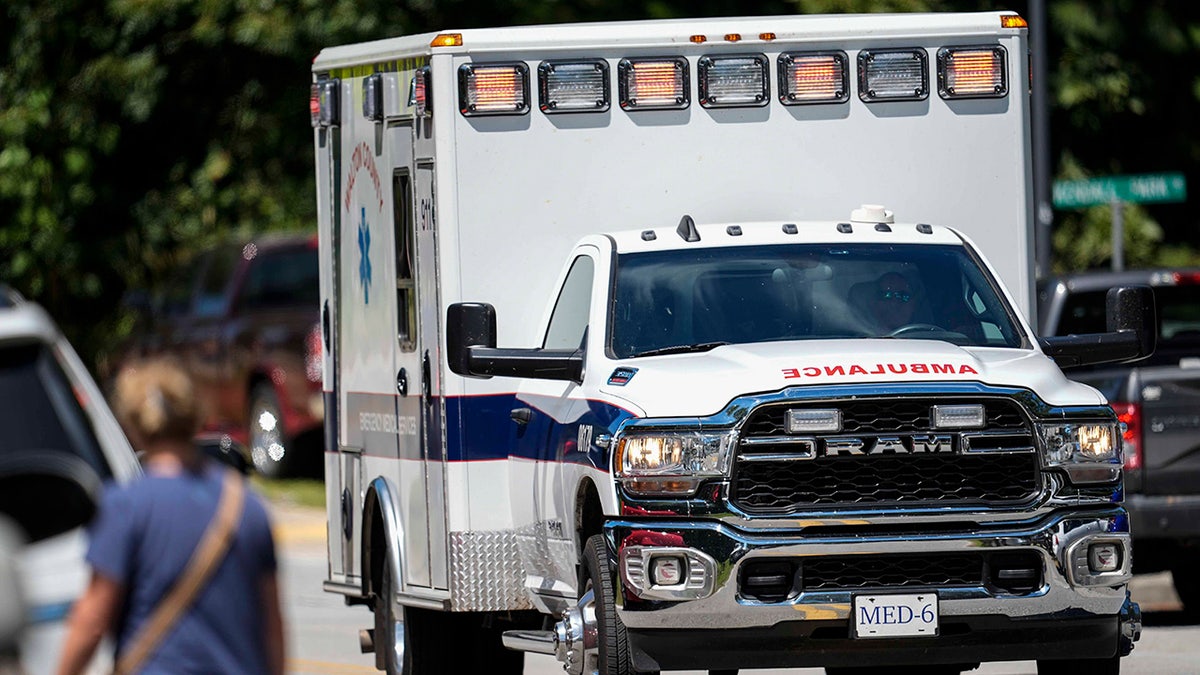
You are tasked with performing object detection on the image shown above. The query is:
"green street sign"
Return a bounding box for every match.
[1052,172,1187,209]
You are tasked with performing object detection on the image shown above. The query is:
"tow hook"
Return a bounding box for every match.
[1119,592,1142,656]
[500,589,598,674]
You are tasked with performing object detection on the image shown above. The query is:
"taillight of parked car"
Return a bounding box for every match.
[305,324,323,383]
[1111,402,1142,471]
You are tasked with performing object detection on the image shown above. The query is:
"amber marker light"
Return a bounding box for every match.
[760,32,777,41]
[430,33,463,48]
[724,33,742,42]
[1000,15,1027,29]
[690,34,707,43]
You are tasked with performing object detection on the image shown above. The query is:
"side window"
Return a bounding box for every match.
[543,256,594,350]
[394,172,416,352]
[238,245,320,310]
[194,247,238,318]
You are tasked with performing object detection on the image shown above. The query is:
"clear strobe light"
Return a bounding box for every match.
[938,46,1008,99]
[858,48,928,102]
[698,54,769,108]
[539,60,609,113]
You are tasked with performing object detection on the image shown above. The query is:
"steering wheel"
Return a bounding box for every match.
[888,323,945,337]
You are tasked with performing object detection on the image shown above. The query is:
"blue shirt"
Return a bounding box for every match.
[87,463,276,675]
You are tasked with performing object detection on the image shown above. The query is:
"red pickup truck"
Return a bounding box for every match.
[117,233,323,477]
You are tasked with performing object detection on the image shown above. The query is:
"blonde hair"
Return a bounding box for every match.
[112,357,201,443]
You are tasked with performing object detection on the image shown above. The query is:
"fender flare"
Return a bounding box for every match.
[362,476,406,600]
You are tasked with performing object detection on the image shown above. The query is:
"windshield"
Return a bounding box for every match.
[0,342,111,478]
[610,243,1025,358]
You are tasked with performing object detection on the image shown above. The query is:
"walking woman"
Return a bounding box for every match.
[57,357,284,675]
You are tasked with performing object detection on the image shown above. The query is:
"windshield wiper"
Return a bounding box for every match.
[629,341,730,358]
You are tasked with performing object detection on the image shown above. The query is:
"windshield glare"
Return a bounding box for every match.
[611,243,1024,358]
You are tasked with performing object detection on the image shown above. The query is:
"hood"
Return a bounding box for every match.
[599,339,1105,419]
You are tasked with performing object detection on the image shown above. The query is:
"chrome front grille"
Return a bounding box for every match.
[730,397,1040,514]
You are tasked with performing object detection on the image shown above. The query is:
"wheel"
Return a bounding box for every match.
[374,558,408,675]
[583,534,652,675]
[1036,655,1120,675]
[1171,562,1200,613]
[248,383,293,478]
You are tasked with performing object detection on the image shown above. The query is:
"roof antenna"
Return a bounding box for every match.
[676,215,700,242]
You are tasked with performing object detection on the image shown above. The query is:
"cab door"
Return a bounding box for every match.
[513,248,598,596]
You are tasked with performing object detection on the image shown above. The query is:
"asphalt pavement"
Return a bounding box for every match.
[268,502,1200,675]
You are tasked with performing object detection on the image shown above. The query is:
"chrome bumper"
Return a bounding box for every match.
[609,507,1131,631]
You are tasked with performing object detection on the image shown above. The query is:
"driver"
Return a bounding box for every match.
[870,271,917,333]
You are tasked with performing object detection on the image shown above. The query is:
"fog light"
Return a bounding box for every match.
[1089,542,1120,573]
[651,555,685,586]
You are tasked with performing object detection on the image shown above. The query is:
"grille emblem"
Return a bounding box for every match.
[823,434,953,456]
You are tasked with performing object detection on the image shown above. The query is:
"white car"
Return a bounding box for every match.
[0,287,141,674]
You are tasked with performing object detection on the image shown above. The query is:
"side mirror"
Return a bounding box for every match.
[196,435,251,475]
[446,302,584,383]
[1039,286,1156,369]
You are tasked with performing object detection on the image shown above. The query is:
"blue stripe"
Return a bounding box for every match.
[445,393,634,466]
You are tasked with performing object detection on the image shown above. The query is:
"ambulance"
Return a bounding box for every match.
[310,11,1150,674]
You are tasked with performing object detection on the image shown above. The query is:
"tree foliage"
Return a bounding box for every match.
[1,0,1198,372]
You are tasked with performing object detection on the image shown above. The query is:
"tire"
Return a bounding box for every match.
[583,534,655,675]
[248,383,293,479]
[1171,563,1200,614]
[1035,655,1120,675]
[374,559,407,675]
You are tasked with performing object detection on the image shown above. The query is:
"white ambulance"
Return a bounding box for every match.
[311,12,1150,675]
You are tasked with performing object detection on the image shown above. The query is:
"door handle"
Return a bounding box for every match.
[510,407,532,425]
[396,368,408,397]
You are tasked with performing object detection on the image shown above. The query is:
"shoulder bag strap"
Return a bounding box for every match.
[113,469,246,675]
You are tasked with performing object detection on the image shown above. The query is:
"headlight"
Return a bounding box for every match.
[1037,422,1121,484]
[615,430,735,495]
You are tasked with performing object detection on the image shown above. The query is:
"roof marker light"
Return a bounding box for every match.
[619,58,689,111]
[431,33,463,48]
[859,48,928,102]
[724,33,742,43]
[690,35,707,44]
[459,63,530,116]
[699,54,769,108]
[938,46,1007,99]
[779,51,848,105]
[539,60,609,113]
[1001,15,1028,29]
[760,32,777,42]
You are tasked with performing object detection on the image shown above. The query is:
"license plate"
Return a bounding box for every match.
[852,592,938,638]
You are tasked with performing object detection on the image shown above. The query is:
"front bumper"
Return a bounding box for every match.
[608,507,1134,670]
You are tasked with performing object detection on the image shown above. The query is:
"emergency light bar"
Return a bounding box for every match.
[539,60,609,113]
[363,73,383,121]
[858,49,928,102]
[698,54,768,108]
[413,66,432,116]
[937,46,1007,99]
[459,63,530,116]
[310,79,339,127]
[779,51,848,105]
[619,58,689,110]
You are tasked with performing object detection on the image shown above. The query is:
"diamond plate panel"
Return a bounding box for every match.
[449,530,534,611]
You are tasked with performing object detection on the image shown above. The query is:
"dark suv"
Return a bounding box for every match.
[120,233,323,477]
[1040,268,1200,612]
